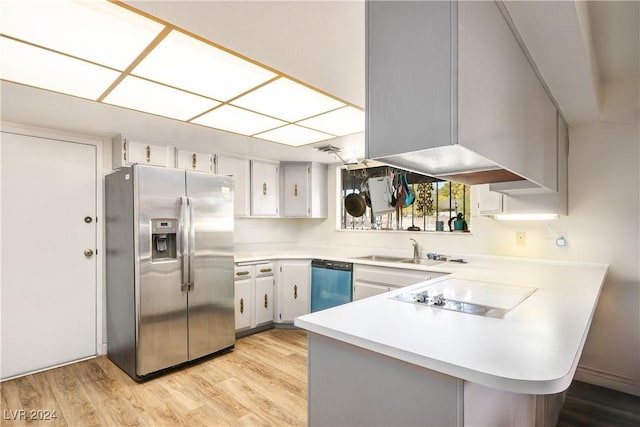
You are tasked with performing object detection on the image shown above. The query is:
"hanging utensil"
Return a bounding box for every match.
[344,173,366,217]
[361,179,372,208]
[389,171,397,207]
[396,174,405,208]
[403,173,415,207]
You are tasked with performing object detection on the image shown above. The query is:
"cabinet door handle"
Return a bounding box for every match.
[236,271,250,276]
[259,268,272,273]
[294,184,298,197]
[263,182,267,195]
[123,141,127,161]
[240,298,244,314]
[145,145,151,162]
[192,153,197,169]
[264,294,268,308]
[294,285,298,299]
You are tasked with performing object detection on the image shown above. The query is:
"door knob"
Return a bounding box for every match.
[84,249,94,257]
[84,216,93,223]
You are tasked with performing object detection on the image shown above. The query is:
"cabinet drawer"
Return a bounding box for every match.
[354,265,432,288]
[255,263,275,277]
[234,265,254,280]
[353,281,391,301]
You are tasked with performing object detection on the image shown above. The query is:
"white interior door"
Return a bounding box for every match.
[1,131,97,380]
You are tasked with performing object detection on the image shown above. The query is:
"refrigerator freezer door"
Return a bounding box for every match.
[136,166,188,376]
[186,171,235,360]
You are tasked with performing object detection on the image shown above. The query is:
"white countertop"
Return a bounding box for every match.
[292,254,608,395]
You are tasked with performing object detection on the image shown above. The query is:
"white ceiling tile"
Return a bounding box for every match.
[1,0,164,70]
[132,30,277,101]
[192,105,286,135]
[231,77,345,122]
[103,76,220,121]
[254,124,335,147]
[297,106,365,136]
[0,37,120,100]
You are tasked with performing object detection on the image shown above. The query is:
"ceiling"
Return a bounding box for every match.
[1,1,637,165]
[589,0,640,80]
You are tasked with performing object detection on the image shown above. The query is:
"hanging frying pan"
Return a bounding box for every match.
[345,193,366,217]
[344,174,366,217]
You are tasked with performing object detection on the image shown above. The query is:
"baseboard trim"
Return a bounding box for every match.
[1,354,96,382]
[574,365,640,396]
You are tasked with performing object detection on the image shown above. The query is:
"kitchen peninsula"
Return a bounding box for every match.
[295,257,608,427]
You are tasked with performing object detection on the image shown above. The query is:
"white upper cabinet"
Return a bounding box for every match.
[250,159,279,216]
[281,162,328,218]
[366,1,562,192]
[175,148,212,173]
[475,112,569,217]
[475,184,504,215]
[112,134,168,169]
[217,154,250,217]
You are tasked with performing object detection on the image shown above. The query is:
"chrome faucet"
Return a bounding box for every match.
[409,238,419,259]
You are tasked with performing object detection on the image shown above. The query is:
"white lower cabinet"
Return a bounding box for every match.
[234,262,275,333]
[255,275,275,326]
[353,264,446,301]
[235,260,447,333]
[353,282,392,300]
[234,277,253,332]
[277,260,311,323]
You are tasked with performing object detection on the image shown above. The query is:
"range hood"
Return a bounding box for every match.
[378,145,529,186]
[365,1,560,192]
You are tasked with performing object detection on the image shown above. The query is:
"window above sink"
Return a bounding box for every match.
[338,166,471,233]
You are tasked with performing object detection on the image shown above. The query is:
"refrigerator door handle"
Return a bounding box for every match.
[180,196,191,292]
[188,197,196,291]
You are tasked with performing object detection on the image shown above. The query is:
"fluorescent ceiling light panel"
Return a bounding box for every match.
[192,105,286,136]
[103,76,220,121]
[0,37,120,100]
[255,125,334,147]
[1,0,164,70]
[132,31,277,101]
[231,78,345,122]
[297,106,365,136]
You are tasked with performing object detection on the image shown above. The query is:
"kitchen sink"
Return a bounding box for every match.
[353,255,410,262]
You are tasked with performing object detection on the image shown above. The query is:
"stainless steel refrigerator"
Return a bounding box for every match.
[106,164,235,380]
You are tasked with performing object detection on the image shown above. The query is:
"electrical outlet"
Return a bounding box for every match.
[516,232,526,246]
[556,233,567,247]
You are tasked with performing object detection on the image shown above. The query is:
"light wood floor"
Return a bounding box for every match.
[0,329,308,427]
[3,328,639,427]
